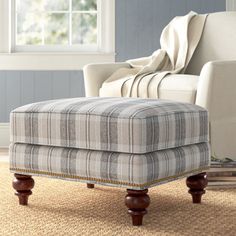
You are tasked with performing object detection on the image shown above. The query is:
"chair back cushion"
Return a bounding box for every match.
[186,12,236,75]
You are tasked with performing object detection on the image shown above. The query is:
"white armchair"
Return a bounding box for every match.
[83,12,236,161]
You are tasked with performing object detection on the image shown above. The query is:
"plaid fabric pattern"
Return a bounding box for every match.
[10,142,210,190]
[10,97,208,154]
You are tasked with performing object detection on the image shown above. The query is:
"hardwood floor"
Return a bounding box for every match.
[0,148,9,163]
[0,148,8,156]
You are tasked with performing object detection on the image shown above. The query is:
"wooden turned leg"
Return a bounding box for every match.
[12,174,35,205]
[87,183,94,189]
[125,189,150,226]
[186,172,208,204]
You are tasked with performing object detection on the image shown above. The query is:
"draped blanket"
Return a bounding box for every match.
[100,12,207,98]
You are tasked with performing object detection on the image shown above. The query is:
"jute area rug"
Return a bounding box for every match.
[0,162,235,236]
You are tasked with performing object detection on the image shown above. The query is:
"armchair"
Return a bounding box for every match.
[83,12,236,161]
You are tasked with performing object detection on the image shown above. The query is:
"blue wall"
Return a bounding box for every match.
[115,0,226,61]
[0,71,85,122]
[0,0,226,122]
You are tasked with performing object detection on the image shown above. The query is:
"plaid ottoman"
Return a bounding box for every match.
[10,97,210,226]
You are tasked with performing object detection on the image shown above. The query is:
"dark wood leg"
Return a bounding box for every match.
[125,189,150,226]
[87,183,94,189]
[12,174,35,205]
[186,172,208,204]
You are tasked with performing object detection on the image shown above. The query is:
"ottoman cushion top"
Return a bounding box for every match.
[10,97,208,154]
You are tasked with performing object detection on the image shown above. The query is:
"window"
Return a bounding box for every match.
[14,0,100,51]
[0,0,115,70]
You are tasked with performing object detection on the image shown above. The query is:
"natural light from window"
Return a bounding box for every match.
[15,0,98,50]
[0,0,115,70]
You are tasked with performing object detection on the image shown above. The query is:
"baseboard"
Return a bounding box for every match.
[0,123,10,148]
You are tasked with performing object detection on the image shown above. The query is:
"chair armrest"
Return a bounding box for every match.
[196,60,236,159]
[196,60,236,121]
[83,62,131,97]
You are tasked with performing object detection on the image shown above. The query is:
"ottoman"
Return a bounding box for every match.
[10,97,210,226]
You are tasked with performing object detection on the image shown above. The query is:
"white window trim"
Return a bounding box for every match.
[0,0,115,70]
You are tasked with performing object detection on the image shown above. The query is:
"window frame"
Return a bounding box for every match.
[12,0,101,52]
[0,0,115,70]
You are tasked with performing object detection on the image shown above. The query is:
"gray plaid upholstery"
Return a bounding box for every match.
[10,97,208,154]
[10,142,210,190]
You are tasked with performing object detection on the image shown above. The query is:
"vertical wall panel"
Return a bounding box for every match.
[52,71,70,99]
[6,72,21,120]
[169,0,187,18]
[0,72,6,122]
[34,72,52,102]
[115,0,127,62]
[152,0,171,50]
[202,0,226,13]
[21,71,35,105]
[70,71,85,97]
[186,0,203,12]
[137,0,156,56]
[125,0,139,59]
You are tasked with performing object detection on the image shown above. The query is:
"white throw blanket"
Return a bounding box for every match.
[100,12,207,98]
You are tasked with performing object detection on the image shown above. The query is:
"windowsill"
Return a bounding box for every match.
[0,52,116,70]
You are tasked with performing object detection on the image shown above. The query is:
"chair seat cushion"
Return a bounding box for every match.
[10,97,208,154]
[10,142,210,190]
[100,74,199,103]
[158,74,199,103]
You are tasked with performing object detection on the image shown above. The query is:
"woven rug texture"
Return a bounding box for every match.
[0,163,235,236]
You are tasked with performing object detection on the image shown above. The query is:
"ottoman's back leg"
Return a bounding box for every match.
[125,189,150,226]
[186,172,208,203]
[87,183,95,189]
[13,174,35,205]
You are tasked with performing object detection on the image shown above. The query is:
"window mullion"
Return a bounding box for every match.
[13,0,17,51]
[42,12,45,45]
[69,0,72,46]
[97,0,102,51]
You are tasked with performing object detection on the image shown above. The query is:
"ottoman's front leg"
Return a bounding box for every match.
[186,172,208,203]
[13,174,35,205]
[125,189,150,226]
